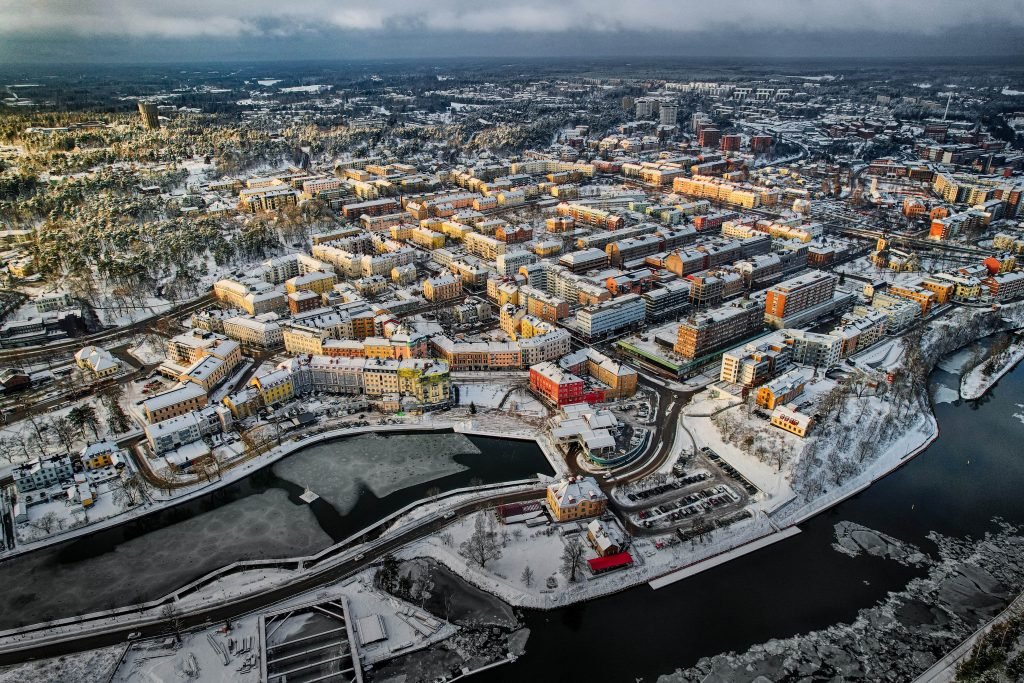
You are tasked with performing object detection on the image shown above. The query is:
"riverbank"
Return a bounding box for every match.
[659,521,1024,682]
[0,475,547,657]
[960,331,1024,400]
[0,412,558,563]
[914,589,1024,683]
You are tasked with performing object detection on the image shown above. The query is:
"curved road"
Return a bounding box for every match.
[0,486,544,665]
[0,293,215,364]
[0,353,695,665]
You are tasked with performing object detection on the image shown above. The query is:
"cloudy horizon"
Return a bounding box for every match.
[0,0,1023,63]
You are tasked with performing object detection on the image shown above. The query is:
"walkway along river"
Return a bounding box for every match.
[0,432,552,631]
[474,341,1024,682]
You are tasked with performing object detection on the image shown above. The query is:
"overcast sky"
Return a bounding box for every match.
[1,0,1022,63]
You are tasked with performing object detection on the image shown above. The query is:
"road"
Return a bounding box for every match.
[0,370,691,664]
[0,486,544,666]
[0,293,215,364]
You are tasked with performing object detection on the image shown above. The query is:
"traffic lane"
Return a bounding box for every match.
[0,488,544,666]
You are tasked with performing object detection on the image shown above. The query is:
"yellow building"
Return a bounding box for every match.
[546,476,608,522]
[142,383,208,423]
[284,271,337,295]
[499,305,526,339]
[251,369,294,405]
[770,405,813,437]
[74,346,119,378]
[756,370,808,410]
[423,273,462,302]
[282,325,328,355]
[79,442,121,470]
[918,278,954,305]
[585,350,638,399]
[888,284,936,315]
[222,387,261,419]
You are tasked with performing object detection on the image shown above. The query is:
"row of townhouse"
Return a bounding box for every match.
[429,328,572,371]
[225,356,453,417]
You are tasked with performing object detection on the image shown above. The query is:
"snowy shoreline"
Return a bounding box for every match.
[0,418,560,563]
[960,334,1024,401]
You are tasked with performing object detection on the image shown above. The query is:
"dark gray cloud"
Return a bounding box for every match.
[3,0,1024,37]
[0,0,1022,62]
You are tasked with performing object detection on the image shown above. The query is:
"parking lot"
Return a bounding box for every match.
[618,443,760,535]
[700,446,761,497]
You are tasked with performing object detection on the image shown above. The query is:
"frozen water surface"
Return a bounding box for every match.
[0,489,331,629]
[273,432,479,514]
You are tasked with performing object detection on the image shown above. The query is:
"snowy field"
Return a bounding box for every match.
[272,433,480,515]
[686,399,798,508]
[113,621,261,683]
[454,382,545,415]
[401,510,577,605]
[126,337,167,365]
[0,489,332,630]
[0,643,127,683]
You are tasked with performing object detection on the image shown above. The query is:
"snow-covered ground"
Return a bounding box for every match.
[402,510,612,607]
[960,337,1024,401]
[126,337,167,365]
[108,564,457,682]
[405,505,779,609]
[685,399,798,510]
[340,574,458,666]
[454,381,546,416]
[0,643,127,683]
[112,620,260,683]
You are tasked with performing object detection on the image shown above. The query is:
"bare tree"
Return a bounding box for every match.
[7,430,33,461]
[159,603,185,644]
[31,511,63,535]
[0,437,15,464]
[49,416,77,454]
[560,537,586,583]
[441,591,455,623]
[458,514,502,568]
[112,473,145,509]
[24,414,49,450]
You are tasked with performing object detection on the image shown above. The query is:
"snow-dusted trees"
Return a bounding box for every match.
[459,514,502,568]
[520,565,534,587]
[159,603,185,644]
[112,473,146,510]
[375,554,401,594]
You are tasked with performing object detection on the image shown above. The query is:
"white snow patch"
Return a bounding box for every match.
[272,433,479,514]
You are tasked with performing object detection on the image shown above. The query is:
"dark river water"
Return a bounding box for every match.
[0,432,552,629]
[479,343,1024,683]
[5,347,1023,678]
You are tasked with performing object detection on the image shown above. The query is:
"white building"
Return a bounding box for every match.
[223,314,284,348]
[145,405,232,455]
[575,294,646,339]
[12,456,75,494]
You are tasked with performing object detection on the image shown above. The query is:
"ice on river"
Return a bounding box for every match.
[936,347,976,375]
[932,384,960,404]
[832,521,931,567]
[0,489,332,630]
[273,432,480,515]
